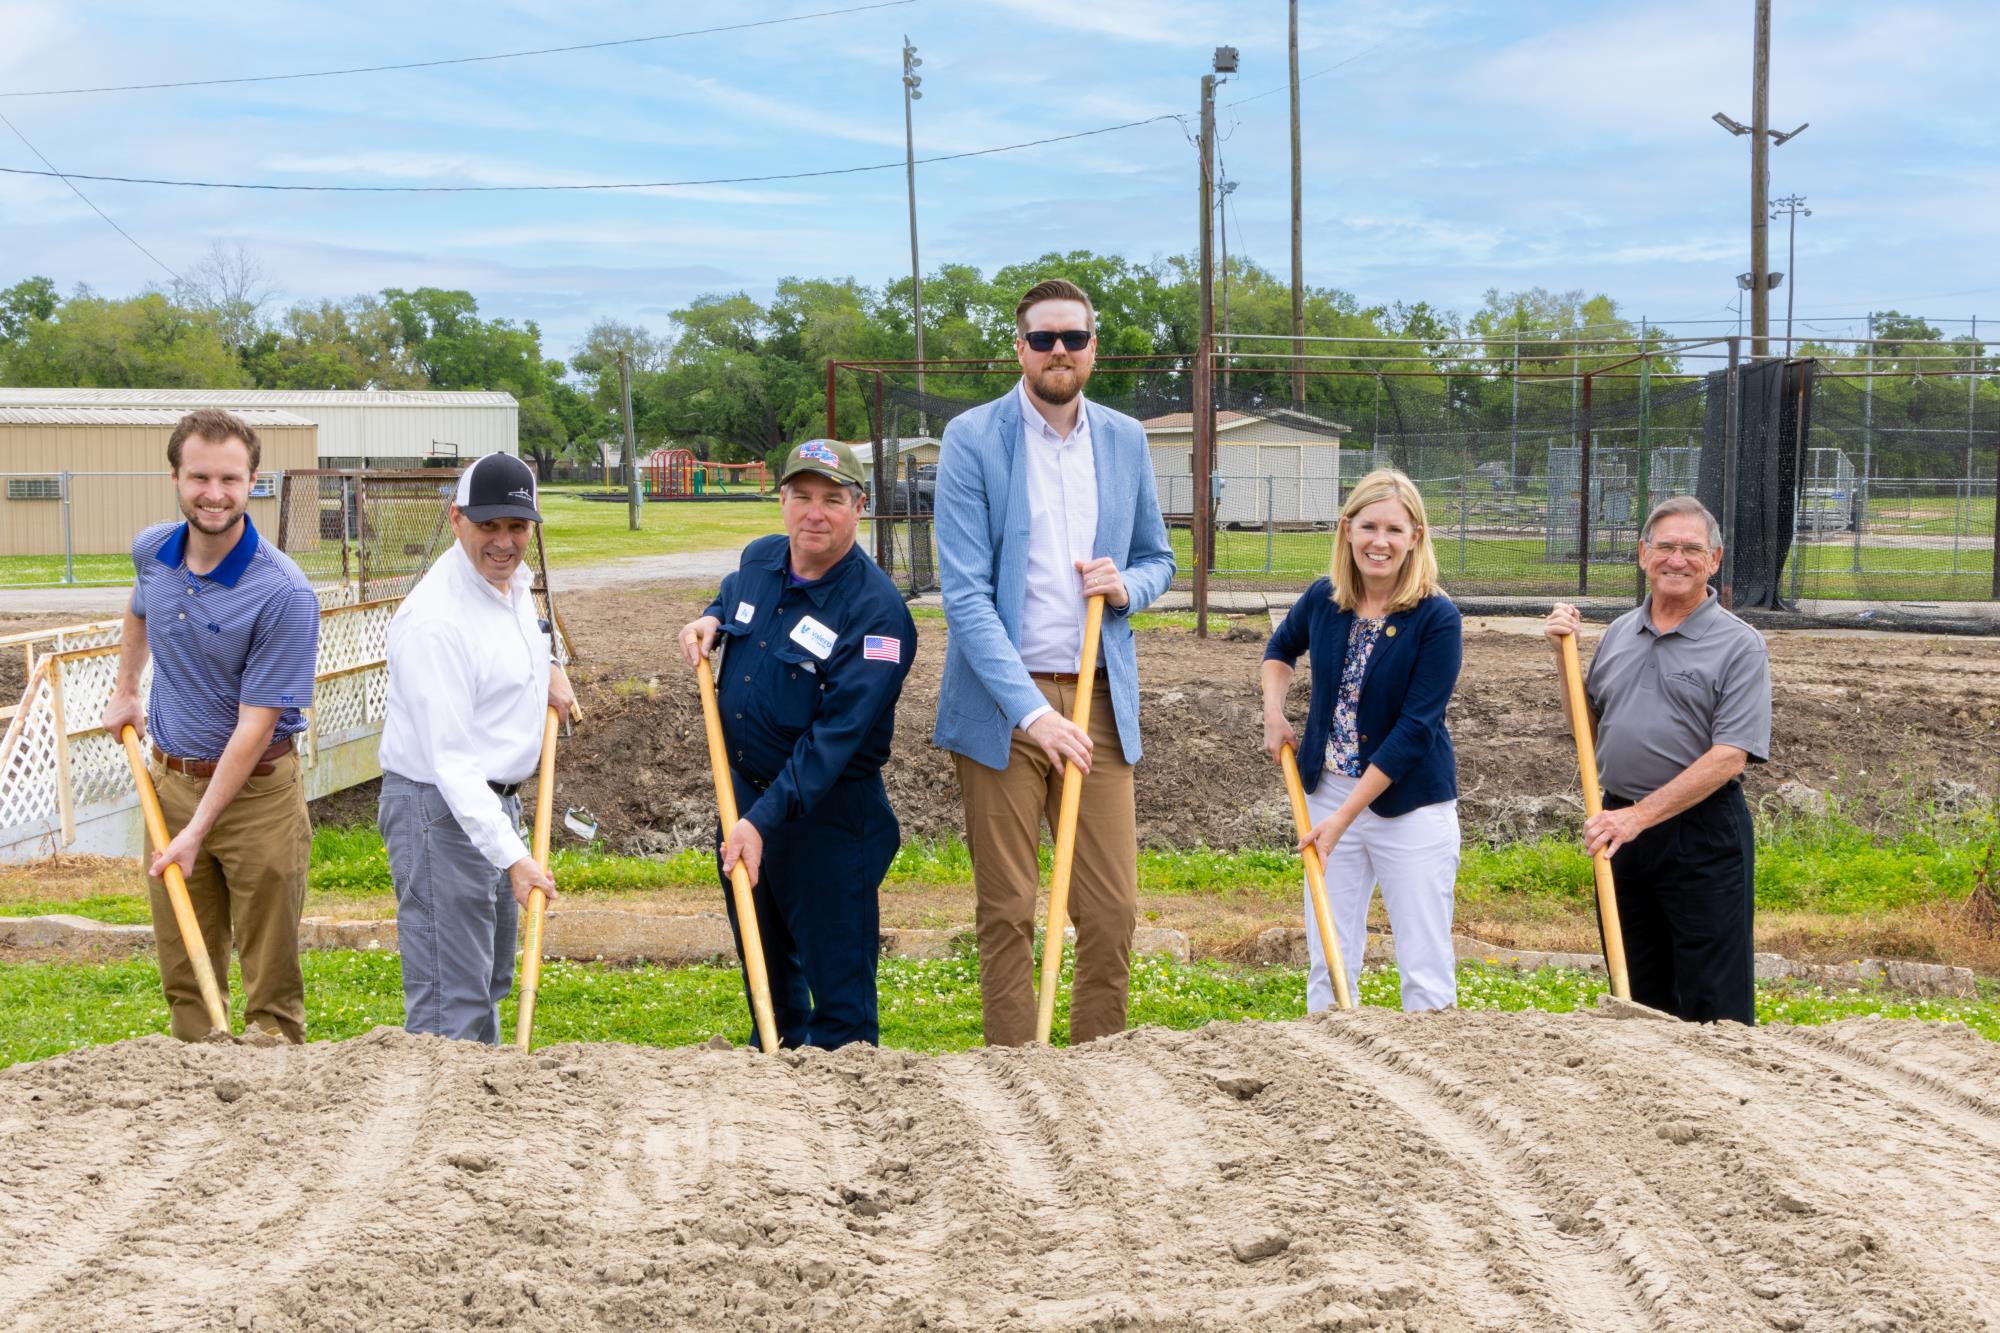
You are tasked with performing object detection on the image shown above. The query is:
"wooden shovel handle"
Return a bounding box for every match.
[1034,595,1107,1045]
[118,727,230,1035]
[697,658,780,1054]
[1557,634,1631,1000]
[1279,744,1354,1010]
[513,707,559,1050]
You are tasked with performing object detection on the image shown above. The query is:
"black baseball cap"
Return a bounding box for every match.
[455,453,542,523]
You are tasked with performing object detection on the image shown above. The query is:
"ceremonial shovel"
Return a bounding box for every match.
[118,726,232,1040]
[1034,594,1106,1045]
[695,657,780,1054]
[1556,633,1632,1000]
[1278,743,1355,1011]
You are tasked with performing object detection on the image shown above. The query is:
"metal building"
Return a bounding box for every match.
[0,388,517,466]
[0,407,317,557]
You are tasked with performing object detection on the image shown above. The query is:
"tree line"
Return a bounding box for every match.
[1,242,1989,480]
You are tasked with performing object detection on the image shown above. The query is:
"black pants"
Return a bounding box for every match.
[1603,783,1755,1025]
[719,772,899,1050]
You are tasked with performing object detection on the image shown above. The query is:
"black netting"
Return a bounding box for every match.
[844,358,1999,632]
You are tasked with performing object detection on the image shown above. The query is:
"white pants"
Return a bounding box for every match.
[1302,773,1461,1012]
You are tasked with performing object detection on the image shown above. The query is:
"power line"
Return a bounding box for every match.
[0,110,179,281]
[0,2,916,99]
[0,114,1184,193]
[1223,45,1382,107]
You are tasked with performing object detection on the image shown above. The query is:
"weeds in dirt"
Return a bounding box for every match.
[3,952,1995,1069]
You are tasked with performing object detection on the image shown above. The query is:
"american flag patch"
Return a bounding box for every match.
[863,635,902,663]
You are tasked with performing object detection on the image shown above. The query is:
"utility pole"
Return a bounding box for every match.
[620,350,640,531]
[1772,193,1809,356]
[1218,176,1236,403]
[901,37,926,422]
[1288,0,1304,409]
[1194,47,1236,638]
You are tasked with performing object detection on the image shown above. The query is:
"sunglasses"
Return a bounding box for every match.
[1022,329,1092,353]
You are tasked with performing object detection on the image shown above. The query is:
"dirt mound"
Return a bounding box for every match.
[503,588,2000,855]
[4,1012,1998,1330]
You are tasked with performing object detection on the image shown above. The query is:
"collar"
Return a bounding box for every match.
[760,537,860,606]
[445,539,532,605]
[153,515,260,588]
[1015,378,1090,445]
[1638,589,1720,640]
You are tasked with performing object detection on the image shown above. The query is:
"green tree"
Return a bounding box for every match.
[6,288,247,388]
[0,276,59,344]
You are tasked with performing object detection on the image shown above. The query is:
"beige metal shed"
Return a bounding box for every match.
[0,408,317,557]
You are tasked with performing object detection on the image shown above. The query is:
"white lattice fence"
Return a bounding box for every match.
[0,596,404,851]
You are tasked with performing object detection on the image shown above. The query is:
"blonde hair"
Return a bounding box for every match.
[1329,468,1442,613]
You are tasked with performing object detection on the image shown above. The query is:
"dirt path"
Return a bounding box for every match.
[3,1011,1996,1331]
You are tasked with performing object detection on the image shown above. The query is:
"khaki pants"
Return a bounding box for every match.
[954,676,1138,1047]
[148,752,311,1042]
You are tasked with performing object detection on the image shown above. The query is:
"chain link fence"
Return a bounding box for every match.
[835,353,2000,631]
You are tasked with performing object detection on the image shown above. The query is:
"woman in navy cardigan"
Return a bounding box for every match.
[1261,468,1462,1011]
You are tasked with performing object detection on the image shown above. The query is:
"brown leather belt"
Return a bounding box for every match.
[1029,671,1080,684]
[152,736,294,779]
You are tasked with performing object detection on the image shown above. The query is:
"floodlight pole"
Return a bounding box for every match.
[1288,0,1305,409]
[621,351,641,531]
[1194,67,1217,638]
[902,38,926,429]
[1772,194,1809,357]
[1750,0,1771,360]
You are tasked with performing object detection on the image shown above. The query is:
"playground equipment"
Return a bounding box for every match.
[643,450,769,499]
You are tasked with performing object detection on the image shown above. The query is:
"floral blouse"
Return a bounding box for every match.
[1324,616,1386,778]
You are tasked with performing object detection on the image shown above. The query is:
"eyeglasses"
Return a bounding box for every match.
[1646,541,1710,559]
[1022,329,1092,353]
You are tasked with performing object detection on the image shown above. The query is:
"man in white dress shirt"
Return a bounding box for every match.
[377,453,576,1043]
[932,278,1176,1045]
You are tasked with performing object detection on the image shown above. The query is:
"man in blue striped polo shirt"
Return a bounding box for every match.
[103,409,321,1043]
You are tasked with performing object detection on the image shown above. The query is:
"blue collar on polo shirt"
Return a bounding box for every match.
[152,515,261,589]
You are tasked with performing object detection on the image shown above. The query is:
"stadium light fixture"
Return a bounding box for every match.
[1713,112,1750,135]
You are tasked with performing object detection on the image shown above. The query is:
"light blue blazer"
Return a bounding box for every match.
[931,390,1177,771]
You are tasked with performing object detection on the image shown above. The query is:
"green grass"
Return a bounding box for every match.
[536,489,780,568]
[0,553,135,587]
[3,950,1992,1069]
[11,812,1991,926]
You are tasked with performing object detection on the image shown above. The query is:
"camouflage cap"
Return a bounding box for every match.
[779,438,868,488]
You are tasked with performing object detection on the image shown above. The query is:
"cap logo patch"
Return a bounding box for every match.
[509,487,533,501]
[798,441,839,465]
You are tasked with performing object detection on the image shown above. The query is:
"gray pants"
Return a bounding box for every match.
[379,771,521,1045]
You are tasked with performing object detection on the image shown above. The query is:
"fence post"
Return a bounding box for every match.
[1721,339,1742,610]
[1635,355,1652,604]
[1265,475,1276,575]
[47,655,75,847]
[356,475,371,601]
[1990,426,2000,601]
[1457,453,1468,576]
[872,372,888,572]
[1576,373,1593,597]
[1788,368,1808,605]
[60,472,75,585]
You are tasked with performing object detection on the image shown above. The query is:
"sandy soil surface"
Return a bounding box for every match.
[320,582,2000,854]
[2,1010,1997,1331]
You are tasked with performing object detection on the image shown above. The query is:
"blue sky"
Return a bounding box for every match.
[2,1,1996,359]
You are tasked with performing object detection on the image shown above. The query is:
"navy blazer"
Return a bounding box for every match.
[1264,580,1462,816]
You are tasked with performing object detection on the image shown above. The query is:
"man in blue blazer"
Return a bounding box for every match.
[933,278,1176,1046]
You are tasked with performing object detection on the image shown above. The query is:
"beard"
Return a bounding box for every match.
[1026,359,1089,406]
[180,497,245,537]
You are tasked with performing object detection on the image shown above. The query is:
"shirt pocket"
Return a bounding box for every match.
[768,643,825,729]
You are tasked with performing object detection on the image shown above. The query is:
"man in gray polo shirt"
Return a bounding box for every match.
[1545,495,1771,1024]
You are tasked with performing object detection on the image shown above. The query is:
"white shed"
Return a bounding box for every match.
[1143,408,1352,526]
[0,388,518,467]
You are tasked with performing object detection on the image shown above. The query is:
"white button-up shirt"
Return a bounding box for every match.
[1015,378,1099,731]
[379,542,552,870]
